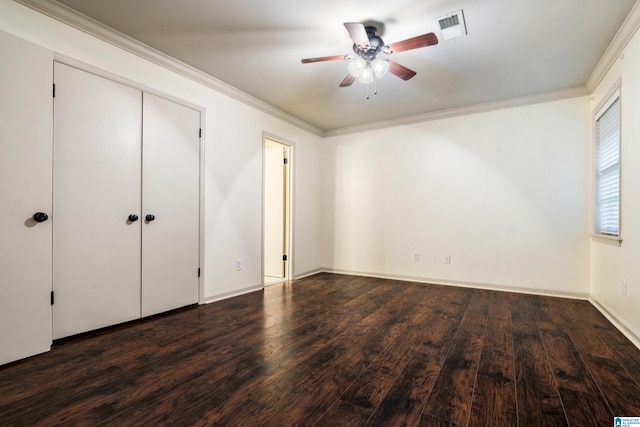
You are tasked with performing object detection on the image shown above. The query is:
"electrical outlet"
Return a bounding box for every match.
[622,279,628,296]
[412,252,421,262]
[444,253,451,264]
[235,259,242,271]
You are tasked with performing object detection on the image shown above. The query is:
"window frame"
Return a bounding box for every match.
[592,82,622,244]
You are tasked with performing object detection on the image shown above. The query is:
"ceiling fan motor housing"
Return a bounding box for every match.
[353,26,384,61]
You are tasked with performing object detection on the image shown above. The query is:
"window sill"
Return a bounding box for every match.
[591,234,622,247]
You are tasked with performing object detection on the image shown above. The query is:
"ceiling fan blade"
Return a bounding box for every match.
[384,32,438,54]
[339,74,356,87]
[301,55,350,64]
[344,22,370,49]
[388,61,417,80]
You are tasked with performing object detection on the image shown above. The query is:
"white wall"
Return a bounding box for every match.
[324,97,591,296]
[591,24,640,342]
[6,2,631,328]
[0,1,325,300]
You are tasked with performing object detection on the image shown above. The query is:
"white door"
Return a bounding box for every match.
[53,63,142,339]
[141,93,200,316]
[0,32,53,365]
[264,139,288,281]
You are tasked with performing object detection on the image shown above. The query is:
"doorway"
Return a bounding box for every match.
[263,137,291,285]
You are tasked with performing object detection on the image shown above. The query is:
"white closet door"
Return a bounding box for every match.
[0,32,53,365]
[141,93,200,316]
[53,63,142,339]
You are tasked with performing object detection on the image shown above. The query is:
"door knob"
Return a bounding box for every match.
[32,212,48,223]
[128,214,139,222]
[145,214,155,222]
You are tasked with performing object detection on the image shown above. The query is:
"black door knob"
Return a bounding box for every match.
[128,214,139,222]
[145,214,155,222]
[33,212,48,223]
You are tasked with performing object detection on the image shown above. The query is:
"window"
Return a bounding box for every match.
[594,89,621,237]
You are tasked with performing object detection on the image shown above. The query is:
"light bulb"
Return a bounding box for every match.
[348,58,366,77]
[359,65,374,84]
[371,58,389,77]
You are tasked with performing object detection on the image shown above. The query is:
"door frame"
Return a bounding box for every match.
[262,133,294,285]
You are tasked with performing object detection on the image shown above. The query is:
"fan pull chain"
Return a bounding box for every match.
[366,75,379,100]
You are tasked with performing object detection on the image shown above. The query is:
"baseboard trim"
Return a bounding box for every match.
[201,271,640,350]
[590,297,640,350]
[202,285,263,304]
[203,269,322,303]
[202,269,591,304]
[264,278,287,286]
[294,268,325,280]
[321,268,590,300]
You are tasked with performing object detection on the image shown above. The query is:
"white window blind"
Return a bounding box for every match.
[594,93,620,236]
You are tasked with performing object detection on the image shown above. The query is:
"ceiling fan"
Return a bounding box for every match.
[301,22,438,89]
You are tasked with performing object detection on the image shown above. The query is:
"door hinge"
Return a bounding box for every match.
[50,291,54,305]
[199,128,202,138]
[197,267,201,277]
[284,158,288,165]
[52,83,56,98]
[283,255,288,261]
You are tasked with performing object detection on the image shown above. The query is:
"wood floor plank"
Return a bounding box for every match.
[251,285,436,426]
[360,287,468,426]
[339,285,436,410]
[541,297,617,360]
[338,334,418,410]
[314,400,371,427]
[468,375,517,427]
[151,276,407,425]
[530,296,600,394]
[192,398,268,427]
[422,289,489,425]
[557,298,640,388]
[418,413,465,426]
[0,365,127,425]
[532,296,640,416]
[417,285,472,356]
[579,354,640,417]
[2,274,640,426]
[511,295,567,426]
[364,350,443,426]
[558,386,612,426]
[0,348,96,406]
[477,292,514,383]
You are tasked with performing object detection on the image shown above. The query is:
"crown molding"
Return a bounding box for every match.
[586,0,640,92]
[323,86,589,137]
[13,0,324,137]
[13,0,634,139]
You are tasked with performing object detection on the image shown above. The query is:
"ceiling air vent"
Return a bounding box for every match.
[435,10,467,40]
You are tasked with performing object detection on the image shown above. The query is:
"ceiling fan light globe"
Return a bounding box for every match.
[372,59,389,77]
[359,66,375,84]
[348,58,367,77]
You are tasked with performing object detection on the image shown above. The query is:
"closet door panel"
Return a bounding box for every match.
[53,63,142,339]
[142,93,200,316]
[0,32,53,365]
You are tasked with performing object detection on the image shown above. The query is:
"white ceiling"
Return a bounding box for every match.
[39,0,638,132]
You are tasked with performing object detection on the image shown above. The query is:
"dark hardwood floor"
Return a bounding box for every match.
[2,273,640,426]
